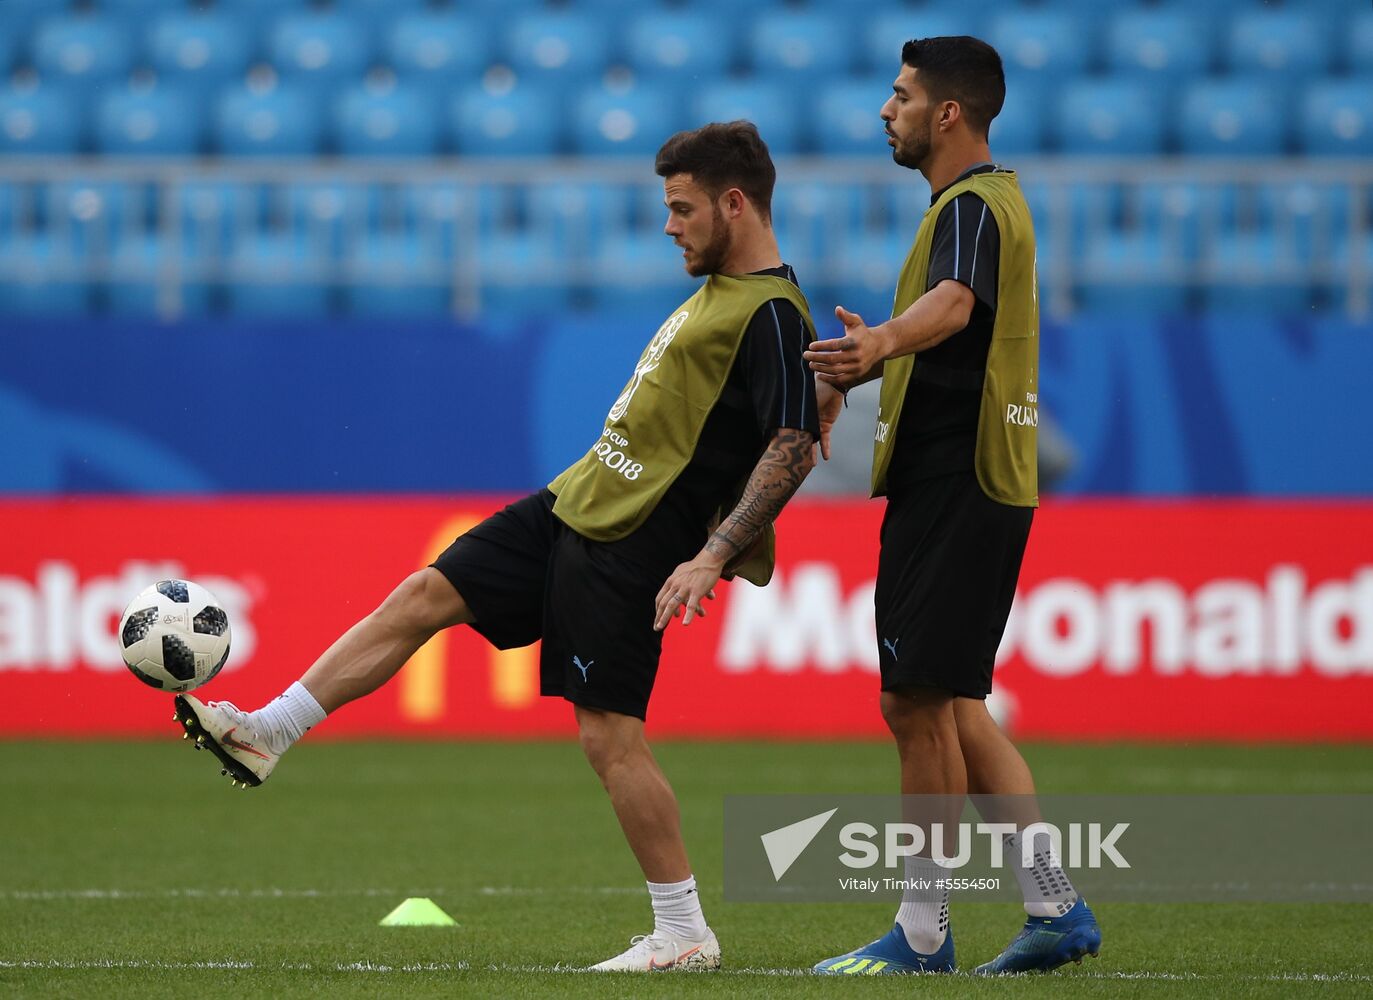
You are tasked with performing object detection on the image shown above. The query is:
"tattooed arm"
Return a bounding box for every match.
[653,427,817,631]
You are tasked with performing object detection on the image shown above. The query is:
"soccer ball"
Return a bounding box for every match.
[118,580,232,693]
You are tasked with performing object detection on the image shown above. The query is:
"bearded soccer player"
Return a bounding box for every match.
[805,38,1102,975]
[172,122,820,973]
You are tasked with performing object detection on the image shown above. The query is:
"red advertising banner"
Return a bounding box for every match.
[0,497,1370,741]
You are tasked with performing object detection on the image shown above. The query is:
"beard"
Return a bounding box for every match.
[685,203,733,276]
[891,118,933,170]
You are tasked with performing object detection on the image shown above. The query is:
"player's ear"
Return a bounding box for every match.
[940,100,961,131]
[724,187,746,219]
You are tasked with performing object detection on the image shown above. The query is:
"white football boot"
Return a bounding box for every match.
[589,929,721,972]
[173,694,280,788]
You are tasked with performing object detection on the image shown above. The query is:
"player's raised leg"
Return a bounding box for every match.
[174,567,473,787]
[958,698,1101,975]
[577,706,720,972]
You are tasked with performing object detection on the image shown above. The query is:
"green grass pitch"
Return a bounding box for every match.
[2,739,1371,998]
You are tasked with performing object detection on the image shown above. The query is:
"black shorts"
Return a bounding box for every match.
[874,473,1033,699]
[429,490,676,721]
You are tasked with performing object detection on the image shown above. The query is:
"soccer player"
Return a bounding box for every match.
[172,122,820,973]
[804,38,1102,975]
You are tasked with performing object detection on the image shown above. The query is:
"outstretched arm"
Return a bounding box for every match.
[653,427,817,630]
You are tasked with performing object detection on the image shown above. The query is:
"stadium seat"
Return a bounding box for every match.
[333,74,441,157]
[147,10,254,95]
[343,232,450,318]
[215,0,313,18]
[449,73,562,157]
[45,181,140,259]
[404,182,510,261]
[105,235,213,319]
[0,78,83,155]
[988,11,1090,82]
[334,0,430,33]
[863,9,986,75]
[590,231,693,316]
[0,0,65,38]
[279,179,382,260]
[527,182,633,260]
[32,13,135,90]
[1133,181,1237,263]
[748,10,852,82]
[1225,10,1329,80]
[1076,232,1189,315]
[691,81,801,155]
[177,181,259,262]
[1179,78,1286,156]
[1299,80,1373,157]
[266,10,373,97]
[624,11,732,80]
[1349,12,1373,75]
[771,181,864,271]
[94,80,201,156]
[224,233,332,318]
[812,78,892,157]
[1203,232,1310,315]
[572,81,681,157]
[214,73,324,157]
[478,231,574,317]
[1258,181,1351,263]
[97,0,186,17]
[503,12,611,84]
[0,235,91,316]
[0,29,15,78]
[386,11,490,84]
[1105,9,1211,79]
[1055,80,1164,156]
[988,79,1047,156]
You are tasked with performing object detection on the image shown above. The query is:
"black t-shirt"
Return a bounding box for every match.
[630,264,820,558]
[889,164,1003,492]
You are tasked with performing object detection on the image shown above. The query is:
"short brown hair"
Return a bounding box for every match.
[655,121,776,221]
[902,36,1006,138]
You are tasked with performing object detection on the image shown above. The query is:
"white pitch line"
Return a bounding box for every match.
[0,886,643,901]
[1,959,1370,983]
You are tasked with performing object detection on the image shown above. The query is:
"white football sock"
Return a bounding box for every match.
[894,855,949,953]
[248,682,327,754]
[1006,831,1078,918]
[647,876,709,941]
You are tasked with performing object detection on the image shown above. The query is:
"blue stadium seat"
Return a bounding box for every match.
[95,81,201,156]
[0,79,83,154]
[214,75,324,157]
[147,10,254,95]
[45,181,138,260]
[863,9,986,75]
[386,11,489,84]
[527,182,633,260]
[280,179,382,261]
[572,81,680,157]
[1134,181,1238,263]
[334,0,430,33]
[0,0,65,38]
[748,11,852,82]
[771,181,864,271]
[989,79,1047,156]
[178,181,258,262]
[1350,12,1373,75]
[0,236,91,316]
[479,232,574,317]
[1077,232,1188,315]
[691,81,801,155]
[1105,9,1211,79]
[105,235,213,319]
[812,78,890,157]
[344,232,450,318]
[266,11,373,97]
[0,29,16,78]
[333,75,441,157]
[624,11,732,80]
[32,14,135,90]
[1258,181,1351,263]
[988,11,1090,82]
[214,0,312,17]
[504,12,611,84]
[590,232,693,316]
[1203,232,1309,315]
[1179,78,1286,155]
[1055,80,1163,155]
[98,0,186,17]
[449,74,561,157]
[1300,80,1373,157]
[404,183,509,261]
[1225,10,1329,80]
[225,233,332,318]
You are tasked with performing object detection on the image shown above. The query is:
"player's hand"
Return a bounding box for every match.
[804,306,886,382]
[815,379,845,461]
[653,556,721,631]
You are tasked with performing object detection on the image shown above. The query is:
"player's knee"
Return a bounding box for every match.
[576,708,641,778]
[881,688,956,745]
[376,569,468,636]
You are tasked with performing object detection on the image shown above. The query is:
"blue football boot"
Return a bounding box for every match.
[813,924,955,975]
[973,898,1101,975]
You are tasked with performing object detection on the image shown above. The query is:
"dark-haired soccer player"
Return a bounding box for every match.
[806,37,1102,976]
[173,122,820,973]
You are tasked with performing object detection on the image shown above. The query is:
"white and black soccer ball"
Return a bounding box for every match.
[118,580,232,693]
